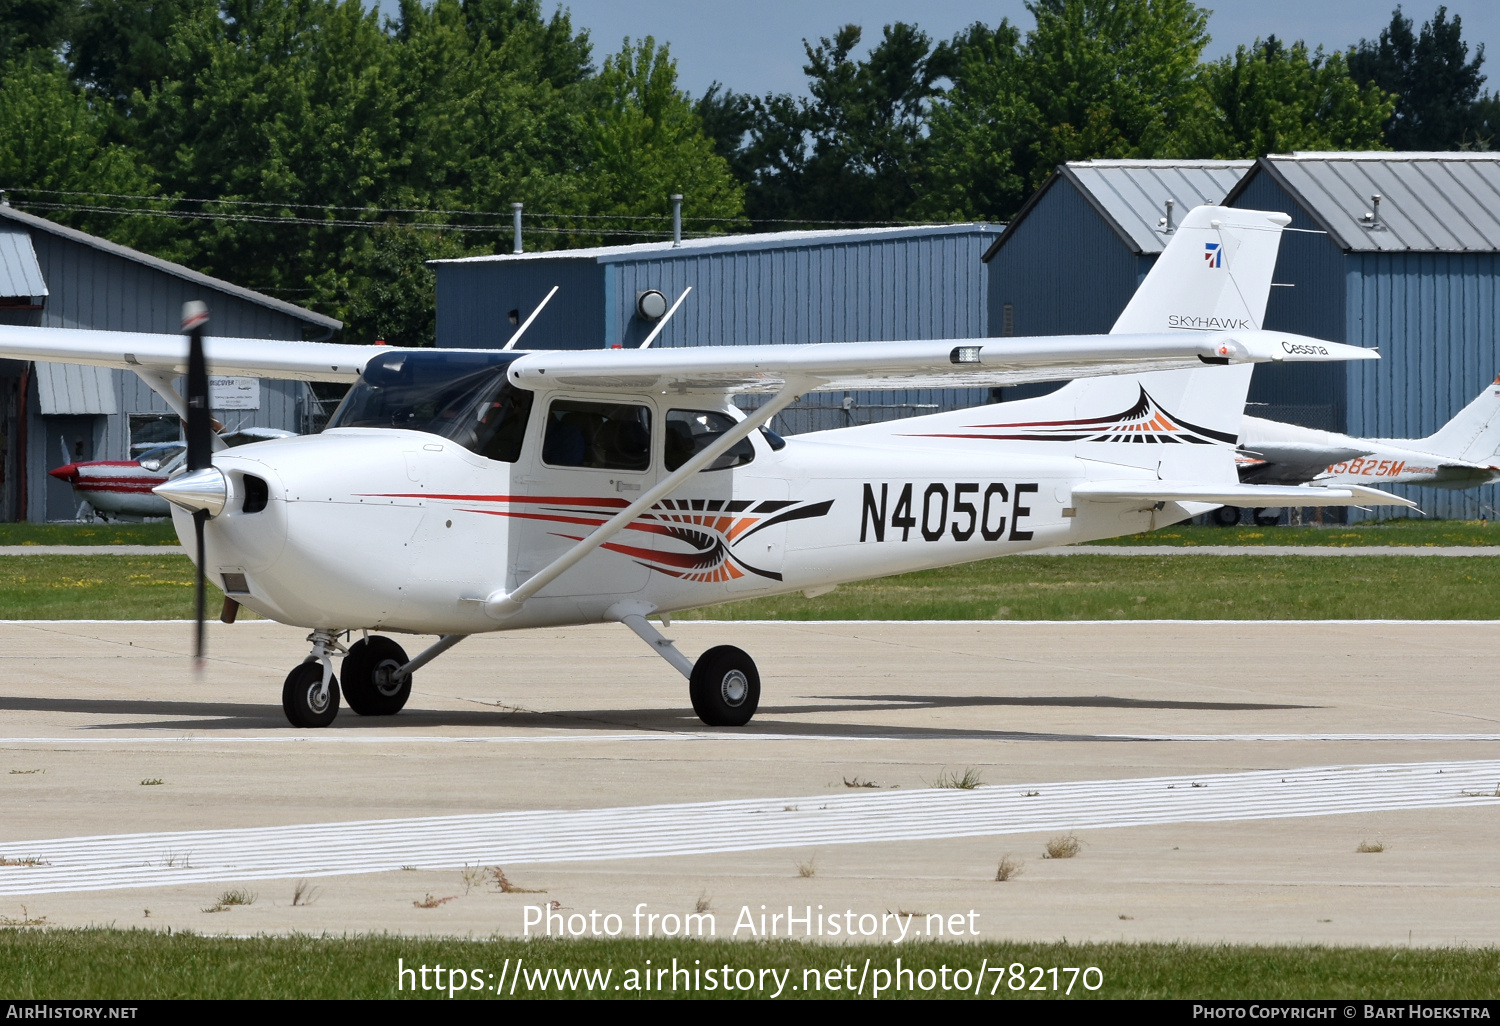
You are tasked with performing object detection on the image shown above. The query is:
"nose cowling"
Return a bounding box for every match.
[154,466,229,517]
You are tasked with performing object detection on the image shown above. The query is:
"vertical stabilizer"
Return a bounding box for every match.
[996,205,1293,476]
[1417,375,1500,463]
[1110,205,1291,335]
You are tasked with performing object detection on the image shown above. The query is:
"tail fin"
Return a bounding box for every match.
[1419,375,1500,462]
[1110,205,1290,334]
[1004,206,1292,476]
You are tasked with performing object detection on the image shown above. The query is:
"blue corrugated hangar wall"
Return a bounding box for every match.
[1226,153,1500,521]
[433,224,999,435]
[982,160,1251,401]
[0,204,342,522]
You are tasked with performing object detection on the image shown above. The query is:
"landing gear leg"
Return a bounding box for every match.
[282,630,345,728]
[609,602,760,727]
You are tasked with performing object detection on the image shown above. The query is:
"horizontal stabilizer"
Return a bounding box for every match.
[1073,480,1419,509]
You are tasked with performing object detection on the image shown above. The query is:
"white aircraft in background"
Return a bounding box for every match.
[1222,377,1500,525]
[0,206,1412,728]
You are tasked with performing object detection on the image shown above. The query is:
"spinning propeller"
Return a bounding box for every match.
[153,302,229,669]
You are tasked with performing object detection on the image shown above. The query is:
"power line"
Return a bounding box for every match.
[3,186,944,228]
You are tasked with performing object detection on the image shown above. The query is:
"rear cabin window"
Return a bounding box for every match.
[542,400,652,471]
[665,409,755,472]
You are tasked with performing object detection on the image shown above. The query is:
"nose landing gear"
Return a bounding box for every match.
[282,631,344,728]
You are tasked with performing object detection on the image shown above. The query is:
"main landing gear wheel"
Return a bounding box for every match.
[341,636,412,716]
[1210,505,1242,527]
[689,645,760,727]
[283,660,340,728]
[1252,507,1283,527]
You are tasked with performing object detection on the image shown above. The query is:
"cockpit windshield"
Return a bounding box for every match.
[326,349,535,462]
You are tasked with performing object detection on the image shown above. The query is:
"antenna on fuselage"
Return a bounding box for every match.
[502,285,559,351]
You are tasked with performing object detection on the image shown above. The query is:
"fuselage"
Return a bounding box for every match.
[177,388,1182,636]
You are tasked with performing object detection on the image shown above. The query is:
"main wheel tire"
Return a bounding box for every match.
[1252,507,1282,527]
[1210,505,1242,527]
[341,636,412,716]
[689,645,760,727]
[282,660,340,728]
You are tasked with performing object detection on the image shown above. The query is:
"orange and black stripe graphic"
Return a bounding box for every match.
[362,492,833,583]
[905,386,1237,445]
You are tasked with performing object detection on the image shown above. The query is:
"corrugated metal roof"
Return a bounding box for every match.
[1228,153,1500,253]
[432,222,999,266]
[982,160,1252,260]
[1059,160,1253,254]
[34,362,117,415]
[0,203,342,329]
[0,226,46,298]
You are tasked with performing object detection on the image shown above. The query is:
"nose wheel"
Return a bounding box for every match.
[283,660,340,727]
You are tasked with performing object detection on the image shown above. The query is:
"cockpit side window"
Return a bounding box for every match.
[665,409,755,471]
[542,400,652,471]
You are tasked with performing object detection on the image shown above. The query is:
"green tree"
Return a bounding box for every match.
[580,37,744,238]
[0,58,162,246]
[921,0,1213,222]
[0,0,78,66]
[1190,37,1393,157]
[1349,5,1486,149]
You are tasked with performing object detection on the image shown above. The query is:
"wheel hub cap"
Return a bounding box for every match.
[374,659,403,697]
[306,684,330,714]
[720,670,748,707]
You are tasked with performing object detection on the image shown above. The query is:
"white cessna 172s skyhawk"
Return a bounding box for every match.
[0,205,1414,728]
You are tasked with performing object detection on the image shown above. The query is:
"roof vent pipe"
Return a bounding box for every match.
[512,202,523,254]
[670,194,682,248]
[1361,194,1385,231]
[1159,199,1175,233]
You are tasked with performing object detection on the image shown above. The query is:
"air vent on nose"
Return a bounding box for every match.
[242,475,269,514]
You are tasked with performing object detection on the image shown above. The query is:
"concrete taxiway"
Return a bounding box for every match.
[0,619,1497,946]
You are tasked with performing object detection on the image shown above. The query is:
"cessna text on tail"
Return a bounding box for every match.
[0,206,1411,728]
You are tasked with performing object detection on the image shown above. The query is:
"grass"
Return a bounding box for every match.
[994,855,1023,882]
[216,889,256,907]
[796,858,817,878]
[0,523,178,547]
[1043,835,1083,860]
[291,881,320,907]
[1086,519,1500,548]
[0,555,233,619]
[0,932,1497,998]
[139,778,164,786]
[682,554,1500,621]
[1356,841,1386,853]
[7,525,1500,623]
[931,768,984,790]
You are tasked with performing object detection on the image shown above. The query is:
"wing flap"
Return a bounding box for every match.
[1074,480,1419,509]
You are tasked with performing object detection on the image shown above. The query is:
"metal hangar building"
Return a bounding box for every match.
[1224,152,1500,520]
[430,223,1000,435]
[0,202,342,522]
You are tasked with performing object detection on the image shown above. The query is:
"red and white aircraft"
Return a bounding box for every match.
[49,429,295,520]
[0,206,1412,727]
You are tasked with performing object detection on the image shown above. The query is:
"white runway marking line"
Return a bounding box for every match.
[1,733,1499,746]
[3,760,1499,896]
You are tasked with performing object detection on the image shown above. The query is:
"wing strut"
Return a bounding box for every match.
[484,376,813,619]
[128,365,227,452]
[502,285,559,351]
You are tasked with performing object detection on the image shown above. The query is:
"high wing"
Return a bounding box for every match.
[0,324,375,381]
[504,330,1376,394]
[0,323,1373,395]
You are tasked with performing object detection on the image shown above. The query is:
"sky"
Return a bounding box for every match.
[373,1,1500,100]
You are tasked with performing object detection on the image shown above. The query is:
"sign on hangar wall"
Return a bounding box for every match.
[209,376,261,410]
